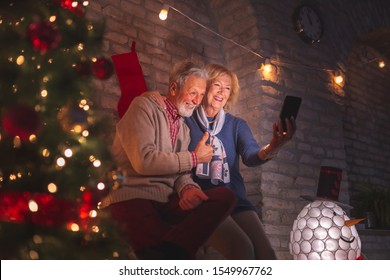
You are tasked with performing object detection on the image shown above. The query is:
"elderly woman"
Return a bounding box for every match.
[185,64,296,259]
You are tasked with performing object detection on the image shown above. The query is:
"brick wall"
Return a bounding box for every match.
[358,228,390,260]
[88,0,390,259]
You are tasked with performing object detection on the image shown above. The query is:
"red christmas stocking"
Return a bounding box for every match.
[111,41,147,118]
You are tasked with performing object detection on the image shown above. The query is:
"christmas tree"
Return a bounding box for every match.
[0,0,128,259]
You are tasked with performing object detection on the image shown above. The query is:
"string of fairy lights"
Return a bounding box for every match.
[157,1,387,88]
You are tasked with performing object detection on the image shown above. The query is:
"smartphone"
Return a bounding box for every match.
[279,95,302,132]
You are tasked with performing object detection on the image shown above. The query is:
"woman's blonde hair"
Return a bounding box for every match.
[205,64,240,112]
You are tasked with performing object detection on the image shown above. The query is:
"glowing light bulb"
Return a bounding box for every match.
[48,182,58,193]
[72,125,83,134]
[42,148,50,157]
[13,136,21,148]
[29,250,39,260]
[93,159,101,167]
[64,148,73,157]
[378,60,385,68]
[92,225,100,233]
[29,134,37,143]
[89,210,98,218]
[28,200,39,212]
[334,75,344,85]
[68,222,80,232]
[261,59,273,74]
[263,64,272,74]
[97,182,105,190]
[159,4,169,21]
[56,157,66,167]
[16,55,24,65]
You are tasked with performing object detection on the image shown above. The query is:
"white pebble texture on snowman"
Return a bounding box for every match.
[289,200,361,260]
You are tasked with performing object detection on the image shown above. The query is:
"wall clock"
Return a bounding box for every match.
[292,4,323,45]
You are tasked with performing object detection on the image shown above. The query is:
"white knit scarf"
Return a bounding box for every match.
[195,106,230,185]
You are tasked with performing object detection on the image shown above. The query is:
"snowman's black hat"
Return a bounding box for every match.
[301,166,353,209]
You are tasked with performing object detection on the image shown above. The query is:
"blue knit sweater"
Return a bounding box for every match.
[185,112,268,212]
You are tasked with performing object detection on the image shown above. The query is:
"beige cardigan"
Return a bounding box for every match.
[100,93,199,208]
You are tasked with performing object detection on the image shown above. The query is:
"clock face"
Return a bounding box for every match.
[293,5,323,44]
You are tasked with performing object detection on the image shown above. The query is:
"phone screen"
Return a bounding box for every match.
[279,95,302,132]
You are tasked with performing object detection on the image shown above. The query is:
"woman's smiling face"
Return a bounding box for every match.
[203,74,231,117]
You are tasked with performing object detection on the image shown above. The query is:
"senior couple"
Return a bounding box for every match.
[100,60,296,260]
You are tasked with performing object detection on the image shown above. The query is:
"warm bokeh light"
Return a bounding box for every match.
[91,225,100,233]
[16,55,24,65]
[28,200,39,212]
[13,136,21,148]
[93,159,101,167]
[89,210,98,218]
[68,222,80,232]
[41,148,50,157]
[33,235,43,244]
[262,61,273,74]
[72,124,83,134]
[47,182,58,193]
[56,157,66,167]
[159,4,169,20]
[334,74,344,86]
[29,250,39,260]
[64,148,73,157]
[97,182,105,190]
[29,134,37,143]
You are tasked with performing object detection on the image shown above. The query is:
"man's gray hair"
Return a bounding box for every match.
[169,60,208,90]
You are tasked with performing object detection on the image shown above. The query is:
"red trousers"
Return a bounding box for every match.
[107,186,236,258]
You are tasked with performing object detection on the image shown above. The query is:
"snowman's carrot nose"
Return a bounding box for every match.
[345,218,365,227]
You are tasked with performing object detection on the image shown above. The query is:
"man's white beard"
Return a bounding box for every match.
[177,102,196,117]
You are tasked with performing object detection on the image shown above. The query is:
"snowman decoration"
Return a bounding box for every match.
[290,166,364,260]
[289,200,363,259]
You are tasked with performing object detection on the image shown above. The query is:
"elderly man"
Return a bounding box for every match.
[100,61,236,259]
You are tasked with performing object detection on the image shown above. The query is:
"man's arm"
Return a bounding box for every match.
[116,96,212,176]
[116,96,189,175]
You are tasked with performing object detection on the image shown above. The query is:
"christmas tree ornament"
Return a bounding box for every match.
[2,104,41,142]
[30,192,76,227]
[58,0,85,16]
[0,190,76,227]
[57,102,89,134]
[27,20,61,54]
[111,41,147,118]
[91,57,114,80]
